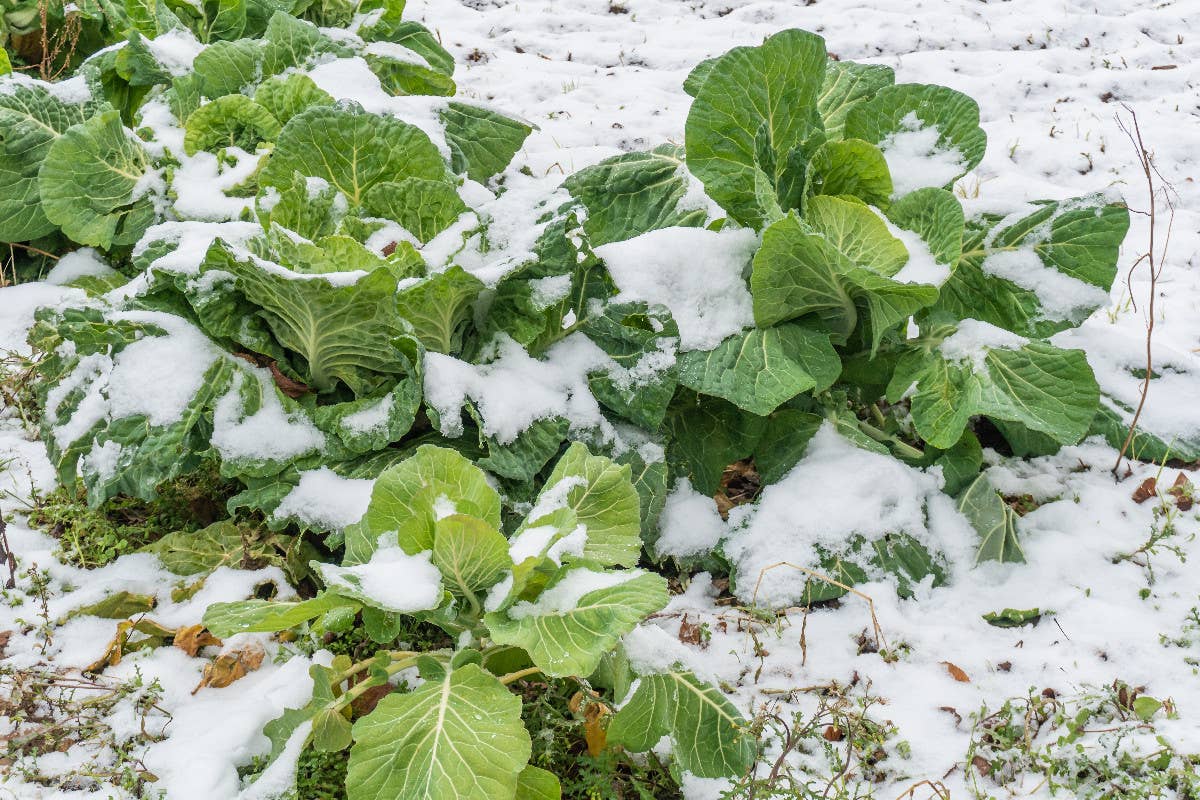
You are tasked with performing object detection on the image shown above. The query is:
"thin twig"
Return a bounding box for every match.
[1112,106,1177,475]
[750,561,890,656]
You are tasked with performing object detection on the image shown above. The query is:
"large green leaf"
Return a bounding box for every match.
[957,475,1025,564]
[816,60,895,140]
[140,520,280,576]
[253,72,335,124]
[677,323,840,415]
[348,664,531,800]
[561,145,706,246]
[932,196,1130,337]
[526,442,644,568]
[751,209,937,351]
[38,109,157,249]
[208,248,415,394]
[183,94,281,155]
[346,445,502,564]
[260,103,448,207]
[844,83,986,193]
[663,391,765,495]
[0,84,87,241]
[608,668,755,779]
[887,329,1099,449]
[485,568,669,677]
[684,28,827,228]
[581,301,680,431]
[395,266,484,355]
[363,177,466,243]
[885,187,965,269]
[192,38,263,99]
[203,591,357,638]
[431,513,511,604]
[440,101,533,183]
[803,138,893,208]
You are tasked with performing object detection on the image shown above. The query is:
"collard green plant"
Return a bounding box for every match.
[3,16,1143,798]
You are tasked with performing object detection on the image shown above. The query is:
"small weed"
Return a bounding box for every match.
[724,682,913,799]
[1113,486,1194,584]
[27,462,240,569]
[965,683,1198,799]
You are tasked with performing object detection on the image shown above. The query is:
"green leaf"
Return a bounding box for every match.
[39,109,156,249]
[359,19,454,76]
[956,475,1025,564]
[751,209,938,351]
[183,94,281,155]
[485,568,669,677]
[253,72,335,124]
[801,194,909,276]
[208,250,414,394]
[261,103,448,207]
[348,664,531,800]
[261,10,352,75]
[845,83,987,191]
[515,765,561,800]
[663,391,765,495]
[431,514,510,602]
[932,196,1130,337]
[347,445,502,564]
[366,53,456,97]
[530,442,644,568]
[816,60,895,140]
[581,301,680,431]
[141,520,278,575]
[192,38,263,99]
[982,607,1042,628]
[804,138,893,208]
[754,409,823,484]
[885,187,964,268]
[889,334,1099,450]
[203,591,357,637]
[440,102,533,183]
[363,177,467,243]
[1132,696,1162,722]
[684,28,827,228]
[677,323,840,415]
[0,48,11,76]
[255,169,342,240]
[561,145,706,247]
[64,591,156,621]
[476,416,568,484]
[394,266,484,355]
[608,668,755,779]
[0,84,87,241]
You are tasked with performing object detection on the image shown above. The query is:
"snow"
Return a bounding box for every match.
[424,333,612,444]
[317,546,443,613]
[654,478,727,559]
[940,318,1030,371]
[340,393,395,435]
[44,248,116,286]
[211,370,326,463]
[506,567,641,619]
[981,247,1112,322]
[132,221,262,275]
[172,147,265,222]
[723,424,976,609]
[0,282,87,357]
[273,467,375,530]
[873,208,952,286]
[879,112,967,196]
[594,226,758,351]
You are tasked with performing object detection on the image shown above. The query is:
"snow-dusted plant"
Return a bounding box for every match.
[203,443,754,798]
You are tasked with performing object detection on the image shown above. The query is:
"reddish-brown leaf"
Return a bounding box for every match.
[173,624,222,657]
[940,661,971,682]
[822,725,844,741]
[192,644,265,693]
[1131,477,1157,504]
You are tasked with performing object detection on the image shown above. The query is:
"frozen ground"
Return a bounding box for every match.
[2,0,1199,797]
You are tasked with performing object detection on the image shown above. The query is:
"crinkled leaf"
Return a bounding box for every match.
[684,28,827,229]
[440,101,533,183]
[663,391,765,496]
[581,301,680,430]
[804,138,893,208]
[431,513,510,601]
[363,177,467,243]
[0,83,87,241]
[817,60,894,140]
[677,323,840,415]
[253,72,335,124]
[38,109,156,249]
[183,93,280,155]
[395,266,484,355]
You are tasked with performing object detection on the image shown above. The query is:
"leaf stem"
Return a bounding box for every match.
[498,666,544,685]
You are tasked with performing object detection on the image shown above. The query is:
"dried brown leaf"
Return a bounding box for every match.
[173,624,222,657]
[1131,477,1157,504]
[940,661,970,683]
[192,644,265,693]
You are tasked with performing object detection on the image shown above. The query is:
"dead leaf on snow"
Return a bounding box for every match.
[192,644,265,694]
[1168,473,1193,511]
[1131,477,1157,504]
[173,625,222,657]
[940,661,970,683]
[85,619,175,674]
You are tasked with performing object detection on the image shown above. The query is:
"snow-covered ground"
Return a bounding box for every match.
[2,0,1199,797]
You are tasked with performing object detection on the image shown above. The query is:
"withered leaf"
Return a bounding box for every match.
[173,624,222,657]
[940,661,970,683]
[569,690,611,757]
[1131,477,1157,504]
[1168,473,1193,511]
[192,644,266,693]
[822,725,844,741]
[85,618,175,673]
